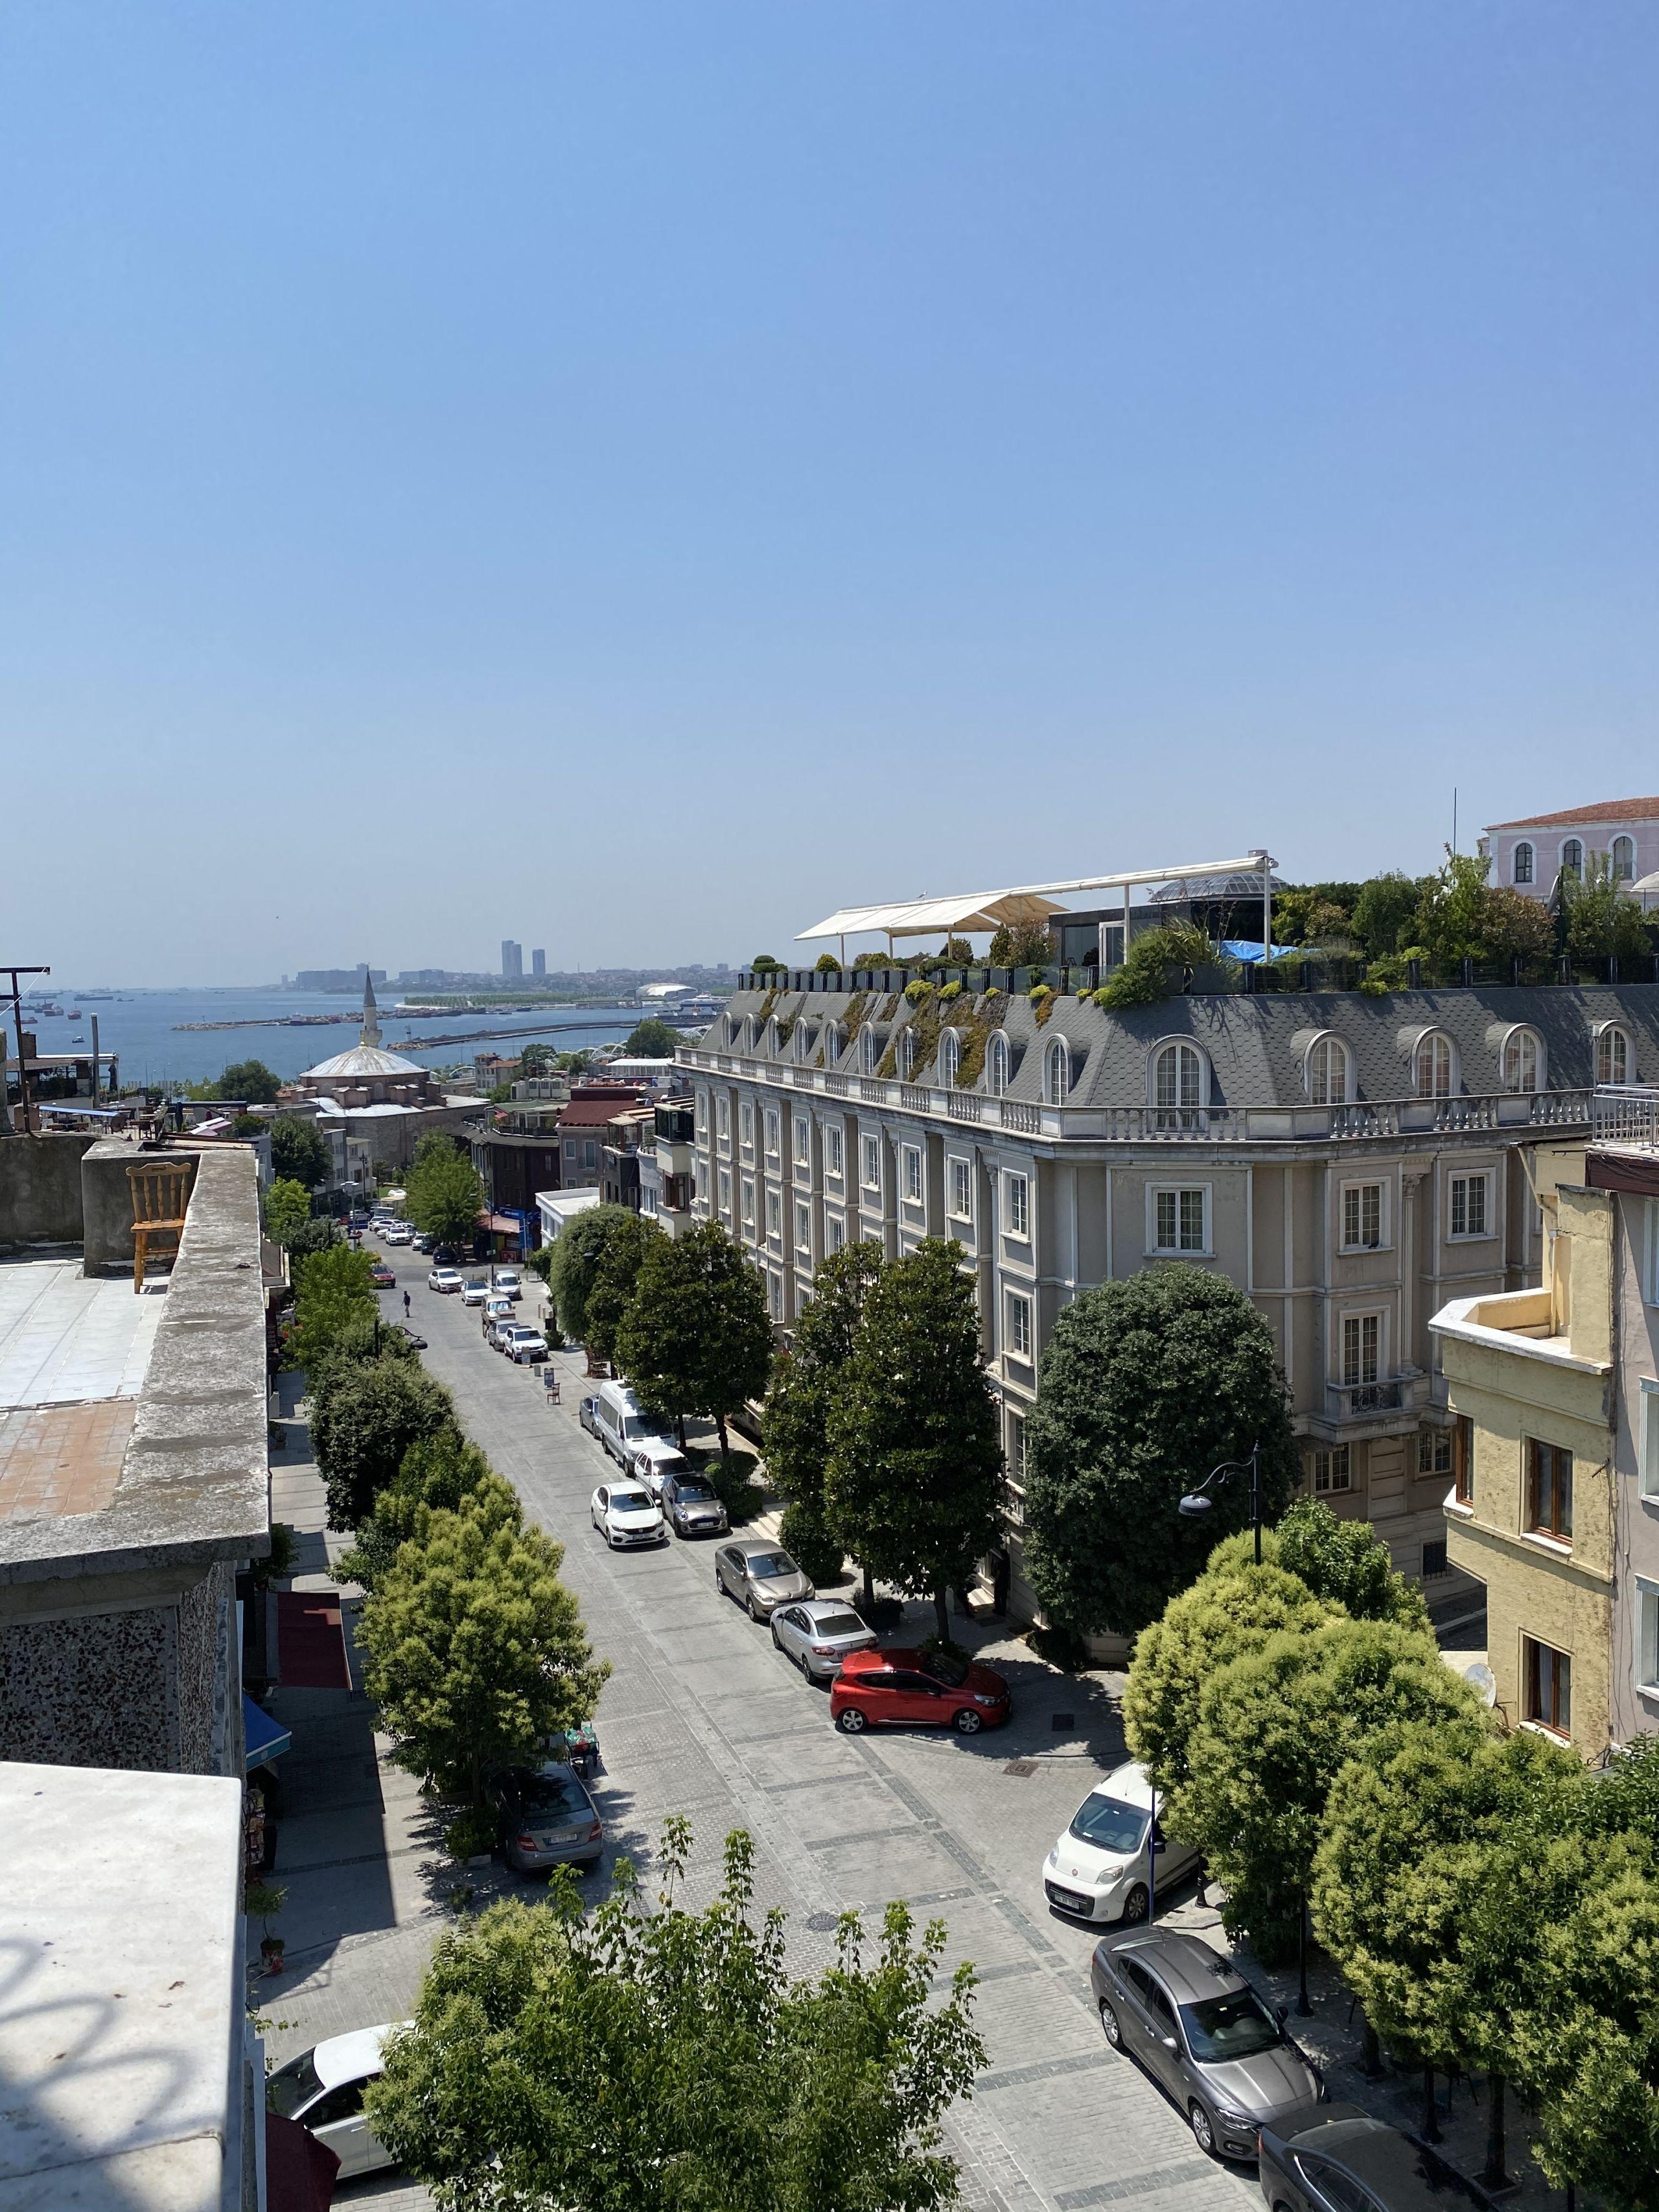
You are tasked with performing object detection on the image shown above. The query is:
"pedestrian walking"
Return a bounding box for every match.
[402,1290,411,1319]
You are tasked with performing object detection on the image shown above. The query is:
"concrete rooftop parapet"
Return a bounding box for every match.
[1429,1290,1612,1377]
[0,1147,271,1585]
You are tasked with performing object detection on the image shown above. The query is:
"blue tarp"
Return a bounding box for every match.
[244,1695,292,1772]
[1221,940,1301,964]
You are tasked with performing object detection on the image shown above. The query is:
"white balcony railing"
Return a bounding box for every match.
[1591,1085,1659,1152]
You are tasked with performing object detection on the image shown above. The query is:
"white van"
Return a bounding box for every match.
[593,1381,678,1475]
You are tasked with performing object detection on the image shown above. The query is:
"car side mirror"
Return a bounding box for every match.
[1161,2034,1179,2051]
[1150,1837,1166,1854]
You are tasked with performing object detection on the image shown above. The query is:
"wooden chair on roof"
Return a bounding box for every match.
[128,1158,192,1293]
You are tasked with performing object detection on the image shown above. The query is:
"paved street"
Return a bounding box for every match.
[268,1257,1253,2212]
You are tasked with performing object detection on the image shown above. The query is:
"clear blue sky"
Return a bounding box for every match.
[4,4,1657,984]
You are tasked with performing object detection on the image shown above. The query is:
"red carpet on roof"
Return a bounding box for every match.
[276,1592,353,1689]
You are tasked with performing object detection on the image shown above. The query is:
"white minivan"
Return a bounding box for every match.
[592,1380,682,1485]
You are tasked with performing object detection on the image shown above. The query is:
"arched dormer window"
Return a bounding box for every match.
[1501,1027,1542,1093]
[1044,1036,1072,1103]
[1151,1039,1207,1129]
[822,1021,843,1065]
[1513,841,1534,886]
[1413,1031,1454,1098]
[743,1016,760,1054]
[897,1029,917,1080]
[1305,1034,1351,1104]
[859,1025,879,1074]
[794,1021,812,1062]
[985,1032,1010,1095]
[1612,834,1636,882]
[938,1030,962,1086]
[763,1017,780,1056]
[1560,837,1584,880]
[1596,1023,1631,1087]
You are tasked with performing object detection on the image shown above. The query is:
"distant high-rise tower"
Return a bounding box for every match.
[501,940,523,980]
[531,948,546,979]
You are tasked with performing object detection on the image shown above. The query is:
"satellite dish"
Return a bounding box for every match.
[1463,1662,1498,1709]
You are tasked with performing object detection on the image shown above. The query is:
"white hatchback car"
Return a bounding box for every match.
[427,1267,464,1294]
[461,1278,491,1306]
[1043,1759,1201,1926]
[494,1268,524,1301]
[590,1481,667,1549]
[266,2021,410,2178]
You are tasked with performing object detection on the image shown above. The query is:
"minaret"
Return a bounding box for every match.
[360,970,382,1049]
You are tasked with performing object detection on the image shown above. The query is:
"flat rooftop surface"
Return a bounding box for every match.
[0,1254,165,1411]
[0,1758,244,2212]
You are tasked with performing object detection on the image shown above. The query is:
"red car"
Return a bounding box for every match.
[830,1647,1010,1736]
[368,1261,396,1287]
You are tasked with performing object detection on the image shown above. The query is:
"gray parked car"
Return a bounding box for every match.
[485,1761,604,1875]
[661,1469,729,1538]
[1091,1928,1321,2163]
[1257,2102,1496,2212]
[770,1599,878,1679]
[714,1538,814,1619]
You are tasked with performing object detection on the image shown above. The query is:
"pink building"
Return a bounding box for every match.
[1481,797,1659,900]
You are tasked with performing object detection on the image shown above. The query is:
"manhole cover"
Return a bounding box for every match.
[806,1911,839,1932]
[1051,1713,1076,1732]
[1003,1760,1038,1777]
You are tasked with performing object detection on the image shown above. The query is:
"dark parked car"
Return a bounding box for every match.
[660,1470,729,1537]
[1258,2103,1496,2211]
[485,1761,605,1876]
[1091,1928,1321,2162]
[831,1645,1009,1734]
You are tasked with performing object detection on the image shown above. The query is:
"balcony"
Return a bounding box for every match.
[655,1104,696,1145]
[1591,1084,1659,1152]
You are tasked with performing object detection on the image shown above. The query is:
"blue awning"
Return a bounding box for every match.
[1221,940,1301,964]
[244,1696,292,1772]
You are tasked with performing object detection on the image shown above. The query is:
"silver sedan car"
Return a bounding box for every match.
[770,1600,879,1680]
[714,1538,815,1620]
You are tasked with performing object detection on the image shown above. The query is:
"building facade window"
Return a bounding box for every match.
[696,1090,709,1135]
[1560,837,1584,879]
[741,1100,753,1147]
[795,1201,810,1254]
[986,1034,1010,1095]
[1513,841,1534,885]
[1418,1427,1452,1476]
[1152,1186,1207,1253]
[1008,1293,1032,1359]
[860,1027,878,1074]
[1638,1581,1659,1697]
[903,1145,922,1201]
[1152,1041,1205,1128]
[828,1215,845,1254]
[1008,1412,1026,1480]
[1045,1038,1072,1103]
[768,1273,782,1320]
[741,1178,755,1227]
[824,1023,843,1064]
[1501,1030,1540,1093]
[1642,1376,1659,1496]
[939,1031,961,1086]
[1341,1182,1383,1251]
[1341,1312,1381,1388]
[1310,1445,1352,1494]
[1449,1171,1491,1239]
[1613,833,1636,881]
[1525,1637,1572,1735]
[1527,1438,1573,1541]
[1006,1170,1030,1238]
[1414,1032,1453,1098]
[950,1157,972,1219]
[1454,1414,1474,1504]
[795,1021,811,1061]
[766,1189,781,1237]
[1306,1035,1350,1104]
[584,1139,597,1169]
[765,1108,780,1155]
[862,1134,881,1191]
[717,1097,730,1143]
[717,1168,731,1214]
[795,1118,809,1164]
[826,1126,843,1177]
[1597,1025,1630,1087]
[898,1030,916,1080]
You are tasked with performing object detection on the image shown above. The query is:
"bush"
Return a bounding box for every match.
[813,952,840,973]
[903,977,933,1005]
[1093,920,1215,1011]
[778,1502,846,1587]
[1028,1621,1091,1672]
[938,979,964,1001]
[445,1807,496,1861]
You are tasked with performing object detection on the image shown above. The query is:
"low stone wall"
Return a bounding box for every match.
[0,1132,95,1247]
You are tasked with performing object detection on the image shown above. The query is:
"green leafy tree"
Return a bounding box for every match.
[1122,1550,1336,1793]
[1563,851,1652,963]
[288,1241,377,1369]
[750,952,783,972]
[364,1818,986,2212]
[988,920,1052,968]
[764,1241,887,1596]
[283,1214,340,1268]
[1092,919,1216,1010]
[1575,1730,1659,1847]
[1178,1614,1481,1966]
[621,1017,683,1058]
[1350,872,1430,959]
[813,952,840,973]
[338,1425,498,1592]
[825,1240,1002,1641]
[1022,1266,1298,1637]
[311,1355,455,1530]
[216,1058,283,1104]
[406,1145,486,1250]
[545,1204,642,1343]
[585,1214,666,1369]
[1476,884,1556,968]
[357,1487,608,1806]
[1271,885,1360,949]
[614,1221,773,1461]
[263,1178,312,1247]
[270,1112,332,1189]
[1273,1496,1430,1629]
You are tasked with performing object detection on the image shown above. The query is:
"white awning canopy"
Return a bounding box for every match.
[795,853,1273,944]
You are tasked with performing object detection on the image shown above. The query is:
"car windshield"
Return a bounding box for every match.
[613,1490,653,1513]
[465,1279,486,1290]
[922,1650,970,1686]
[813,1612,866,1639]
[1179,1987,1283,2063]
[747,1550,797,1579]
[622,1415,651,1438]
[1069,1793,1149,1854]
[676,1482,717,1504]
[518,1773,586,1819]
[266,2049,323,2118]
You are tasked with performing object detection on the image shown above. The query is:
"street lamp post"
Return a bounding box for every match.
[1176,1440,1264,1563]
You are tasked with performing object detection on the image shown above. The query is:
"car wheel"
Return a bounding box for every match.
[951,1708,983,1734]
[1189,2104,1218,2160]
[1098,1998,1122,2049]
[836,1706,867,1733]
[1120,1883,1150,1926]
[769,1620,782,1649]
[747,1596,764,1622]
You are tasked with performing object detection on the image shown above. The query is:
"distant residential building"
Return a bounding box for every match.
[501,939,524,980]
[557,1086,648,1193]
[536,1187,602,1246]
[295,964,386,992]
[601,1105,660,1212]
[531,947,546,978]
[1481,797,1659,902]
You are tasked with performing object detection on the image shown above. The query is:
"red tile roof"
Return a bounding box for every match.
[558,1093,645,1128]
[1489,797,1659,830]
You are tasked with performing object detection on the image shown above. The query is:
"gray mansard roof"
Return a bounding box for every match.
[695,983,1659,1110]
